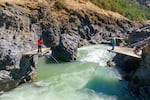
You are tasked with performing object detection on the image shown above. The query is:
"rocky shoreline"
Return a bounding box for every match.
[113,24,150,99]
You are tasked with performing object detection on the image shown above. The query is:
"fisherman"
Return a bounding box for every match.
[111,36,116,50]
[38,36,43,53]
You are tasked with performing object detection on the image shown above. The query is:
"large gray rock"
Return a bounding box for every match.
[0,4,38,92]
[0,71,18,92]
[52,34,79,61]
[10,55,37,82]
[41,23,60,47]
[114,26,150,99]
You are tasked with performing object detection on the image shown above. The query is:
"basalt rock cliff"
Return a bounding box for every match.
[0,2,39,93]
[43,0,134,61]
[114,23,150,99]
[0,0,140,94]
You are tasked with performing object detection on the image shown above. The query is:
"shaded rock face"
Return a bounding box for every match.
[41,23,60,47]
[10,55,37,82]
[128,24,150,44]
[114,25,150,99]
[0,55,37,92]
[114,55,141,73]
[129,42,150,99]
[52,34,78,61]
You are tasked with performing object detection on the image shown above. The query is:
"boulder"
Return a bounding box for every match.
[41,23,60,47]
[107,60,116,67]
[52,34,79,61]
[0,70,18,92]
[0,4,38,92]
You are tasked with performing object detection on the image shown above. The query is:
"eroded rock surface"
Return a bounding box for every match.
[114,24,150,99]
[52,34,79,61]
[0,3,39,92]
[0,0,139,93]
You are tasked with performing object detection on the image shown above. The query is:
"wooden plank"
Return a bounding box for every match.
[107,46,141,58]
[23,48,50,55]
[107,37,124,40]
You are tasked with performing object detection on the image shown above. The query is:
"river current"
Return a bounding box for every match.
[0,45,135,100]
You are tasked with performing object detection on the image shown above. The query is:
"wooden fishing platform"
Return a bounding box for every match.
[23,48,50,56]
[107,46,142,58]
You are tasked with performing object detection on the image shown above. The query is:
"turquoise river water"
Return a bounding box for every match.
[0,45,136,100]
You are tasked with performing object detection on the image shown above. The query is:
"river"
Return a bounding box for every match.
[0,45,135,100]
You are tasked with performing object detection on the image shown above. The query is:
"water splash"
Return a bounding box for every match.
[79,45,115,66]
[0,45,134,100]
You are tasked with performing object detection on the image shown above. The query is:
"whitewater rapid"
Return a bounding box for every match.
[0,45,134,100]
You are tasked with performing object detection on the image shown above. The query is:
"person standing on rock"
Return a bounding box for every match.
[111,36,116,50]
[38,36,43,54]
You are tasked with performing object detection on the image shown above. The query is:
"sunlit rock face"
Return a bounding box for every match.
[0,3,38,92]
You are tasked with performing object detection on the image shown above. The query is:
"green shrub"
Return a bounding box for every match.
[54,0,65,10]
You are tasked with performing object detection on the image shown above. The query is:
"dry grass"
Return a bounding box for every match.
[40,0,130,26]
[0,0,48,15]
[0,0,129,21]
[0,0,25,4]
[0,0,130,25]
[0,0,47,4]
[62,0,129,20]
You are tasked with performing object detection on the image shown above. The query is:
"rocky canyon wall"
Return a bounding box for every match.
[0,0,136,93]
[114,24,150,99]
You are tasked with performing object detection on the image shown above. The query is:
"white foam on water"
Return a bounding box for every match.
[0,67,110,100]
[78,45,122,81]
[0,66,118,100]
[79,45,115,66]
[0,45,131,100]
[45,68,95,91]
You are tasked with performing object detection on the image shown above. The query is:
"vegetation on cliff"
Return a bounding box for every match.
[91,0,150,21]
